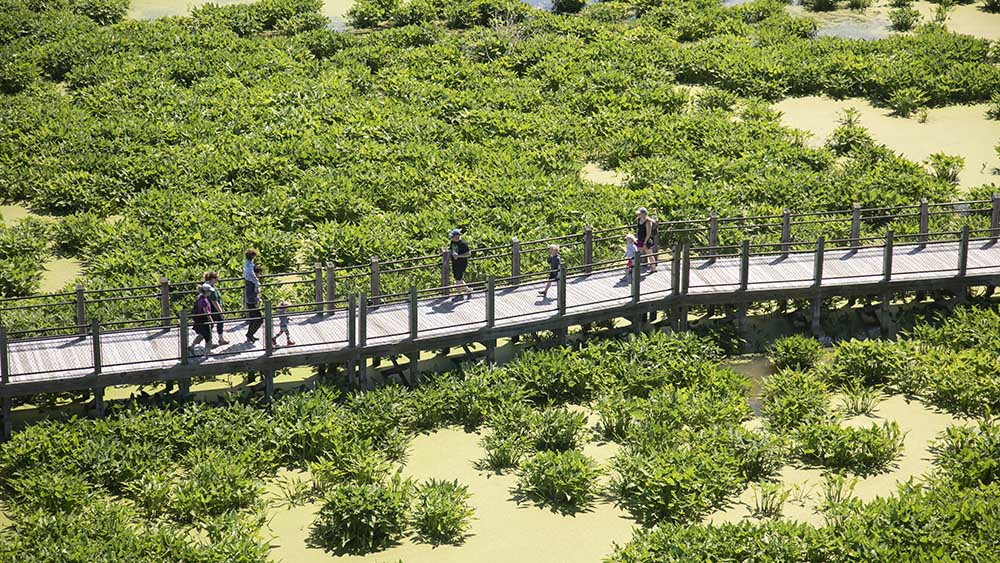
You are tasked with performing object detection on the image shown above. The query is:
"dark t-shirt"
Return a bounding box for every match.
[450,240,470,266]
[547,254,561,273]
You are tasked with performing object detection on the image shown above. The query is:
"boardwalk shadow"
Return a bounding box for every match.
[428,296,470,315]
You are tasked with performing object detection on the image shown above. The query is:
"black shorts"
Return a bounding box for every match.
[548,270,559,281]
[452,260,468,281]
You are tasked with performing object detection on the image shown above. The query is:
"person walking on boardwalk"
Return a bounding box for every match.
[636,207,658,271]
[449,228,472,298]
[244,248,260,289]
[539,244,562,300]
[624,234,638,277]
[272,300,296,347]
[245,264,264,343]
[203,271,230,345]
[189,284,214,356]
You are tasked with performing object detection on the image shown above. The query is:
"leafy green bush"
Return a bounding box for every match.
[70,0,128,25]
[984,0,1000,13]
[932,422,1000,487]
[839,382,883,416]
[727,426,789,482]
[530,406,588,452]
[552,0,585,14]
[310,474,413,555]
[6,470,94,514]
[517,450,601,510]
[310,449,393,492]
[769,334,823,370]
[987,92,1000,120]
[348,0,399,27]
[828,339,909,388]
[921,349,1000,417]
[0,218,51,297]
[761,368,830,432]
[887,87,928,117]
[479,429,530,471]
[889,6,921,31]
[411,479,474,546]
[796,420,905,476]
[594,392,636,441]
[0,50,38,94]
[925,152,964,184]
[506,347,594,405]
[889,0,913,6]
[802,0,837,11]
[847,0,871,10]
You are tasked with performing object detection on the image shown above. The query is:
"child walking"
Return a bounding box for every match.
[539,244,561,299]
[272,300,295,347]
[624,234,638,276]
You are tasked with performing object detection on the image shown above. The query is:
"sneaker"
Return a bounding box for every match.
[287,340,296,346]
[217,338,230,345]
[246,335,258,344]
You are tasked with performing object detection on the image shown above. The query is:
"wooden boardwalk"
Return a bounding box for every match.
[5,235,1000,399]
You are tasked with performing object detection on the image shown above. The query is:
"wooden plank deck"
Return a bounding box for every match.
[5,238,1000,393]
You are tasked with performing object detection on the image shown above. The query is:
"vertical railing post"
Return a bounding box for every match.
[670,243,681,296]
[485,276,496,363]
[681,243,691,295]
[358,293,368,348]
[0,326,9,386]
[631,256,641,304]
[75,284,86,335]
[918,198,929,247]
[91,319,101,375]
[325,262,336,313]
[511,237,521,284]
[813,236,825,287]
[883,230,894,283]
[348,294,357,348]
[264,301,273,356]
[850,202,861,250]
[441,248,451,296]
[583,226,593,274]
[557,264,567,317]
[408,286,418,340]
[991,193,1000,243]
[739,240,750,291]
[314,263,324,312]
[780,208,791,258]
[179,311,190,365]
[369,256,380,306]
[957,225,969,277]
[707,213,718,264]
[159,276,171,325]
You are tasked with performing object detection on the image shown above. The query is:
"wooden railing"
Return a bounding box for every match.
[1,197,998,340]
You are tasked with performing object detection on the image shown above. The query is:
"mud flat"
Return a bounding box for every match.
[128,0,355,28]
[774,96,1000,191]
[267,425,635,563]
[786,1,1000,41]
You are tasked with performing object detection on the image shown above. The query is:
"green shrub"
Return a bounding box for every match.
[889,4,920,31]
[479,429,530,471]
[839,382,883,416]
[611,439,742,525]
[889,0,912,6]
[6,470,94,514]
[984,0,1000,12]
[987,92,1000,120]
[552,0,585,14]
[530,407,588,452]
[0,51,38,95]
[169,448,263,523]
[847,0,871,10]
[761,369,830,432]
[907,307,1000,355]
[310,448,393,492]
[71,0,128,25]
[727,426,789,482]
[410,479,474,545]
[769,334,823,370]
[517,450,601,510]
[931,422,1000,487]
[828,339,909,388]
[750,482,790,519]
[796,420,905,476]
[925,152,964,184]
[506,347,594,405]
[348,0,400,27]
[697,87,739,111]
[802,0,837,11]
[887,86,928,117]
[594,392,636,441]
[310,474,413,555]
[922,349,1000,417]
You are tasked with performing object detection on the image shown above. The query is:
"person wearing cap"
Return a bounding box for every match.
[189,284,214,356]
[449,228,471,297]
[635,207,658,272]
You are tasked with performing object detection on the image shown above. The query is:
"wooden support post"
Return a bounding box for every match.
[671,243,681,296]
[347,295,357,384]
[631,257,641,333]
[264,369,274,403]
[178,377,191,402]
[557,264,568,345]
[739,239,750,292]
[991,193,1000,243]
[813,236,825,288]
[370,256,380,306]
[511,237,521,284]
[880,291,892,338]
[159,276,171,326]
[325,262,336,313]
[583,226,593,274]
[1,326,10,438]
[314,263,324,312]
[780,208,791,258]
[918,198,929,247]
[679,305,689,331]
[737,305,748,351]
[408,286,419,341]
[850,203,861,250]
[811,297,822,337]
[264,301,274,356]
[0,397,9,442]
[179,311,190,365]
[883,230,894,283]
[358,293,367,348]
[485,276,496,363]
[681,243,691,295]
[441,248,451,296]
[958,225,970,278]
[707,213,718,264]
[75,284,86,335]
[91,319,104,417]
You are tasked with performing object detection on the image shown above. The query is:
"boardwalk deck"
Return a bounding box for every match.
[3,237,1000,397]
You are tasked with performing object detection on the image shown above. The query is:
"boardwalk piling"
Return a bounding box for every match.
[179,311,190,365]
[631,258,641,333]
[850,203,861,251]
[314,263,324,312]
[485,276,496,363]
[780,208,791,258]
[918,198,929,247]
[159,277,171,326]
[883,231,894,283]
[347,295,357,384]
[739,240,750,291]
[707,213,718,264]
[511,238,521,284]
[91,319,104,417]
[681,243,691,295]
[671,244,681,296]
[441,249,451,296]
[264,301,274,356]
[1,326,10,439]
[370,257,380,306]
[358,293,368,387]
[958,226,970,278]
[325,262,336,313]
[583,226,593,274]
[813,237,825,287]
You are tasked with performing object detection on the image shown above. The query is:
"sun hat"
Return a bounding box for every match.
[449,228,462,237]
